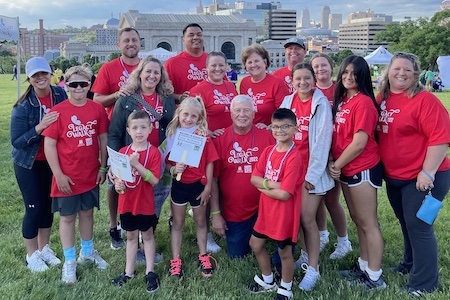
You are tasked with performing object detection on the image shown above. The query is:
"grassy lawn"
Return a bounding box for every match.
[0,73,449,300]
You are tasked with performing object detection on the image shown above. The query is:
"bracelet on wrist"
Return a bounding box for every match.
[262,178,270,190]
[144,170,152,181]
[99,167,107,173]
[211,210,221,215]
[421,169,435,182]
[114,91,119,100]
[170,166,176,178]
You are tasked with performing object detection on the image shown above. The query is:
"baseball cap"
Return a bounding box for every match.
[26,57,52,78]
[284,37,306,49]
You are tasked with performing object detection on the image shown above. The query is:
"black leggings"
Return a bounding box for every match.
[14,161,54,239]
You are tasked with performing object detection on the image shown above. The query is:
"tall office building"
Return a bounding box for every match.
[329,13,342,30]
[299,8,311,29]
[321,6,331,29]
[263,9,297,40]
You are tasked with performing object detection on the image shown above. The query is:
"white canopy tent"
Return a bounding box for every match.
[138,48,177,62]
[364,46,393,65]
[436,56,450,89]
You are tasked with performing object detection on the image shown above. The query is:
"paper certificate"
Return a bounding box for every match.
[107,146,133,182]
[168,130,206,168]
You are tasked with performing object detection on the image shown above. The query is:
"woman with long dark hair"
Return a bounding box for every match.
[329,55,386,290]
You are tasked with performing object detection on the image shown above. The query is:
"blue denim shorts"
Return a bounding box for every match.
[225,214,257,259]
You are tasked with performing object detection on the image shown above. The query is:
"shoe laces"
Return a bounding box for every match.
[301,266,319,285]
[199,254,213,270]
[170,258,182,275]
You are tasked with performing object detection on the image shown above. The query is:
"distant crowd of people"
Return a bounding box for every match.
[10,24,450,299]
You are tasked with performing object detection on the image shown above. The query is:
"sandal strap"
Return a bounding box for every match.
[277,287,293,298]
[253,275,272,288]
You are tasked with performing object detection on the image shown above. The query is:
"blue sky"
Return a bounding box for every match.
[0,0,443,29]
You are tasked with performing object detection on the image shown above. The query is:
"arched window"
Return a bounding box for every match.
[157,42,172,51]
[221,42,235,60]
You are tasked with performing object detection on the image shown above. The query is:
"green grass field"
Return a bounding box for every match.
[0,74,449,300]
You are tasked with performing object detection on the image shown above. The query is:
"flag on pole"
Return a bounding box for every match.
[0,15,19,42]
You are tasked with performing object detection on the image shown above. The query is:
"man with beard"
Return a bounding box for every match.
[165,23,208,103]
[92,27,141,250]
[210,95,274,258]
[273,37,307,93]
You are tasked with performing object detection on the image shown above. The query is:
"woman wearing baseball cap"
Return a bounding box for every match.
[11,57,67,273]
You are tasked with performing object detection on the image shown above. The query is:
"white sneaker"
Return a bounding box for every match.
[330,240,353,259]
[61,260,77,285]
[40,244,61,266]
[319,232,330,252]
[26,250,49,273]
[77,249,108,269]
[294,250,308,269]
[188,208,193,217]
[206,232,221,253]
[298,265,320,291]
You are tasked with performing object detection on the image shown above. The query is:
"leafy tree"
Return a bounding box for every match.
[329,50,354,66]
[108,52,120,62]
[376,10,450,69]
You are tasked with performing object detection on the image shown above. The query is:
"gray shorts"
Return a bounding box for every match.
[52,186,100,216]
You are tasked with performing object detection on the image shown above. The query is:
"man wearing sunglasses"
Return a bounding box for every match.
[91,27,141,251]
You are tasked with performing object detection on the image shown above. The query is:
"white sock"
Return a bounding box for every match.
[337,235,349,243]
[319,230,329,238]
[262,272,274,283]
[365,267,382,281]
[280,280,292,290]
[358,257,368,271]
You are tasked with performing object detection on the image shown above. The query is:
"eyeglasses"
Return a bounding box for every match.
[269,124,295,132]
[67,81,90,88]
[393,52,417,62]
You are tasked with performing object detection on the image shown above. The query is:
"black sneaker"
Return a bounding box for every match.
[348,271,387,290]
[145,272,160,293]
[401,285,427,297]
[339,263,364,279]
[247,275,278,294]
[109,227,125,250]
[276,286,293,299]
[112,272,135,286]
[389,263,411,276]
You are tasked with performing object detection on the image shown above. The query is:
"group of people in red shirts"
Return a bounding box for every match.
[12,22,449,299]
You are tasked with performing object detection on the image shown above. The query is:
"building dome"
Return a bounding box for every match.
[441,0,450,10]
[104,18,119,28]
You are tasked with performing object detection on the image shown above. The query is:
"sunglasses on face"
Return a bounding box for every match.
[67,81,90,88]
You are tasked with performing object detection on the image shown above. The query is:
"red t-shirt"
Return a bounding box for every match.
[316,82,336,106]
[43,100,109,197]
[272,66,295,93]
[167,134,219,184]
[141,93,164,146]
[118,144,162,216]
[91,57,138,119]
[331,93,380,176]
[289,94,312,168]
[213,126,275,222]
[36,93,53,161]
[377,91,450,180]
[189,80,237,131]
[164,51,208,94]
[239,74,290,125]
[252,145,303,242]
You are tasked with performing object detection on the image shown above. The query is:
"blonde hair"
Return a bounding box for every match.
[64,65,92,82]
[166,96,208,137]
[125,55,174,97]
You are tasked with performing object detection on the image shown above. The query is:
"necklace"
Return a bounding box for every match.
[119,57,139,79]
[264,142,295,181]
[123,142,151,189]
[35,88,53,122]
[338,92,360,111]
[231,127,255,153]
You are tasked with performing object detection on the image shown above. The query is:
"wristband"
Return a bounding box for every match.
[114,91,119,100]
[211,210,221,215]
[99,167,107,173]
[144,170,152,181]
[262,178,270,190]
[421,169,435,182]
[170,166,176,178]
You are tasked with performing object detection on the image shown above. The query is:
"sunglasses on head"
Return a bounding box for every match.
[67,81,90,88]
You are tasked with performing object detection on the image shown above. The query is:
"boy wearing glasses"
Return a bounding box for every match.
[247,108,303,300]
[43,65,109,285]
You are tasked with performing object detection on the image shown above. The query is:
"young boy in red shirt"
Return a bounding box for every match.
[111,110,162,293]
[248,108,303,300]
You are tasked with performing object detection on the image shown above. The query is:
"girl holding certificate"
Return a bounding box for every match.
[164,97,219,280]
